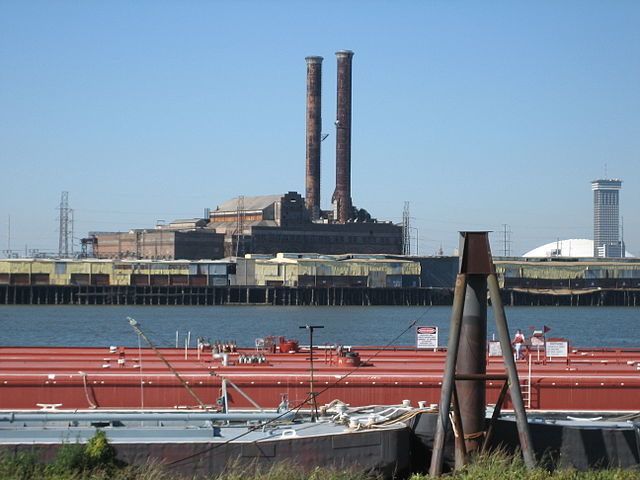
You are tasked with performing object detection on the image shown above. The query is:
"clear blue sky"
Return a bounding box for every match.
[1,1,638,257]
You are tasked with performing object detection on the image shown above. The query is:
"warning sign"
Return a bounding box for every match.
[416,326,438,350]
[488,340,503,357]
[546,341,568,358]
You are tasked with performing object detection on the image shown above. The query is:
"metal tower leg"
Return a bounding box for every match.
[429,274,466,477]
[487,274,535,469]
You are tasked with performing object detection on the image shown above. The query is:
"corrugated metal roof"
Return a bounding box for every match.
[214,194,283,213]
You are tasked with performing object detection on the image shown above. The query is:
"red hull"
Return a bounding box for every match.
[1,345,640,411]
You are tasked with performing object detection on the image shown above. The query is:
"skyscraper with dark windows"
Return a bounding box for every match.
[592,179,624,257]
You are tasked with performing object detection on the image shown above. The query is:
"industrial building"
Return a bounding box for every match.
[90,222,225,261]
[235,253,420,288]
[0,255,419,292]
[83,50,401,261]
[205,49,401,257]
[208,192,401,257]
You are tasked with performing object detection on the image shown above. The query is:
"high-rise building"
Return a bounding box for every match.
[592,179,624,257]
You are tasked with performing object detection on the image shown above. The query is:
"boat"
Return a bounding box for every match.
[0,403,421,478]
[1,334,640,412]
[487,412,640,470]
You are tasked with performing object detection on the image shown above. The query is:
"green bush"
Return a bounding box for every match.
[0,451,42,480]
[85,430,117,468]
[44,430,117,474]
[50,441,90,472]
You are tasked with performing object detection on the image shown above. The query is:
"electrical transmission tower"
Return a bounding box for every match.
[58,191,74,258]
[501,224,512,256]
[234,195,245,257]
[402,201,411,256]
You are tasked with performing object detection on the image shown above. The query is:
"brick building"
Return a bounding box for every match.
[92,227,224,260]
[208,192,402,256]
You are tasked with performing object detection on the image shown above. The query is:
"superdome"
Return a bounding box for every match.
[523,239,634,258]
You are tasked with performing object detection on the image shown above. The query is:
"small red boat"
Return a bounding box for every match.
[2,335,640,412]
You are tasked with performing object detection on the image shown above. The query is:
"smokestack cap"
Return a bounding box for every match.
[335,50,354,58]
[305,56,324,64]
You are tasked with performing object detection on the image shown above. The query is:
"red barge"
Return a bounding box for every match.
[2,337,640,412]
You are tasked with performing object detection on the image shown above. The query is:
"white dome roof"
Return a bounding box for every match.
[523,239,594,258]
[523,239,634,258]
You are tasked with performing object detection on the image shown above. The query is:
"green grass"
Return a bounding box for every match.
[409,449,640,480]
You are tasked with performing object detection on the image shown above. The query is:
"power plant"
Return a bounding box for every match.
[88,51,402,260]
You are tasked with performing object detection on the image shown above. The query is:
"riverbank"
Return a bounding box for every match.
[2,448,638,480]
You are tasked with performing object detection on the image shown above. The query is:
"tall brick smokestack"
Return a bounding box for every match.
[333,50,354,223]
[305,56,323,221]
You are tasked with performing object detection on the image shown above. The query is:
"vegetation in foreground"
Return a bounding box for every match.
[1,434,639,480]
[410,450,640,480]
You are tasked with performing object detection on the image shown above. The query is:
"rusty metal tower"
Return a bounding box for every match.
[429,232,534,476]
[333,50,354,223]
[305,56,323,221]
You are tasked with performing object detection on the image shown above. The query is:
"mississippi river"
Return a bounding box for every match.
[0,305,638,349]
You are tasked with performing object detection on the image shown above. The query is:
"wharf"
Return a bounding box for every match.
[1,284,638,306]
[0,284,453,306]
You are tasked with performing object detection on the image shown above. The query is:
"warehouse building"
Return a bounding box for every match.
[234,253,419,287]
[0,255,418,288]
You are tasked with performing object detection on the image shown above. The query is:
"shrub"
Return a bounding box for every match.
[85,430,117,469]
[0,450,43,480]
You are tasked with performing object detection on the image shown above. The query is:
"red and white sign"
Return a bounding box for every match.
[416,326,438,350]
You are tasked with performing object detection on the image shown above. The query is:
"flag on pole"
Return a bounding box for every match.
[543,325,551,333]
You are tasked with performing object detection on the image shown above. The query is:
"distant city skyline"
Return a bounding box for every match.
[1,1,638,257]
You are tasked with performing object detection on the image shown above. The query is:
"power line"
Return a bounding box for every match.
[57,191,73,258]
[501,224,512,256]
[402,201,411,255]
[234,195,245,257]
